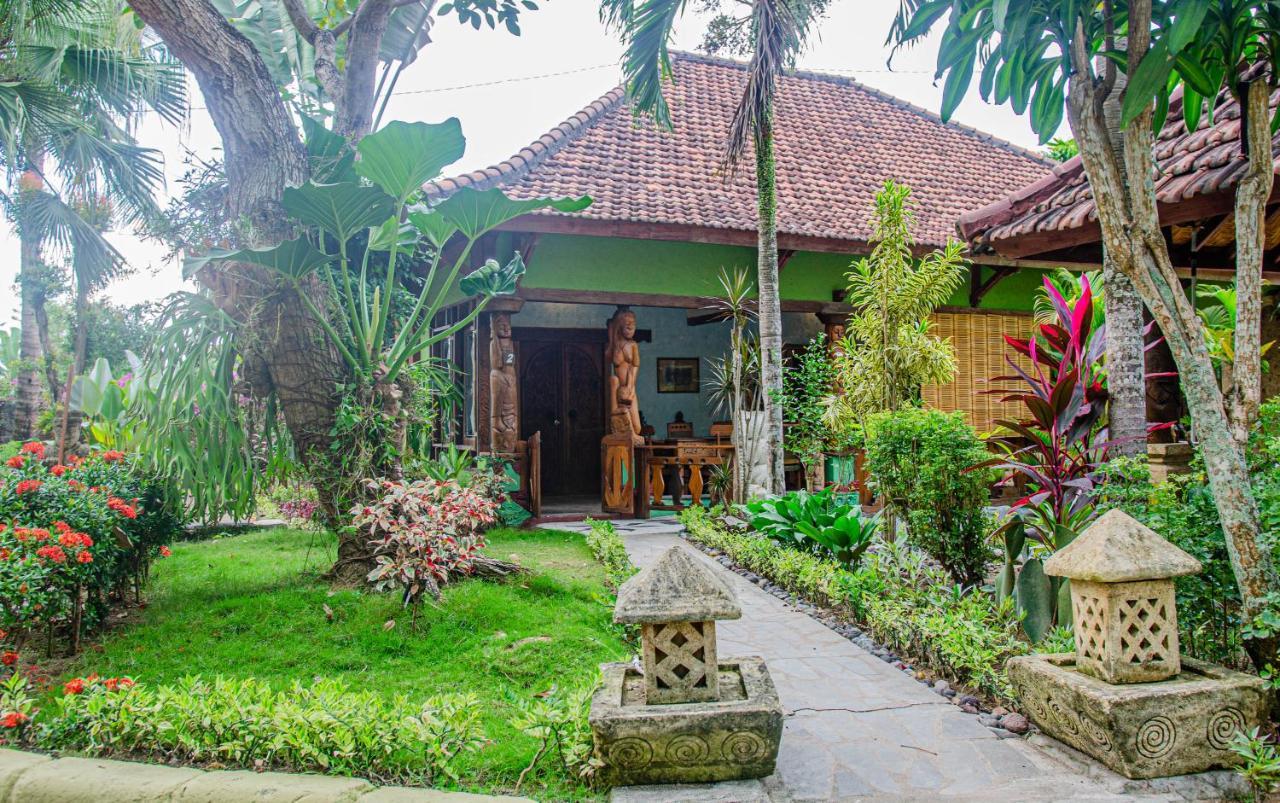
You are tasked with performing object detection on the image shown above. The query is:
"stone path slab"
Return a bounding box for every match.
[548,520,1240,802]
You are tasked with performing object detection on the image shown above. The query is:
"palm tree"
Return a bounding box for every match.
[601,0,827,495]
[1,0,185,440]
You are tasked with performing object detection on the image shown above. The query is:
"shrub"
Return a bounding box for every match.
[583,518,636,589]
[0,444,181,658]
[39,675,485,785]
[353,477,498,607]
[680,507,1027,702]
[864,408,994,585]
[740,488,879,571]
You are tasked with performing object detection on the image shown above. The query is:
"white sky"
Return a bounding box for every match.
[0,0,1063,326]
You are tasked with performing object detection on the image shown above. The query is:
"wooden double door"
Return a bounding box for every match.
[517,329,605,497]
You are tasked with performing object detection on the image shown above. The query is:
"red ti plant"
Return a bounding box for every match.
[979,275,1162,640]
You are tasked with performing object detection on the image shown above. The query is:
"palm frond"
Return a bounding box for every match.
[600,0,686,126]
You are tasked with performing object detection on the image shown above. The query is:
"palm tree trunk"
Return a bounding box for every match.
[14,158,46,440]
[1100,50,1148,457]
[755,114,785,495]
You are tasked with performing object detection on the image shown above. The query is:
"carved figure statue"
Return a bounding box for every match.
[606,308,642,442]
[489,313,519,453]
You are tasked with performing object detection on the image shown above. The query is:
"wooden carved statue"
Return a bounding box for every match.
[489,313,519,454]
[605,307,643,444]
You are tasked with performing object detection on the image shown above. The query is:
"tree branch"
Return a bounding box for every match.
[1231,77,1271,443]
[334,0,396,137]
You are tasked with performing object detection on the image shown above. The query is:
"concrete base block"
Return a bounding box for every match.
[590,657,783,786]
[0,748,51,801]
[175,769,372,802]
[1008,653,1269,780]
[9,755,201,802]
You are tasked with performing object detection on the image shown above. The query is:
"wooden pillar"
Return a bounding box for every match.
[483,297,524,455]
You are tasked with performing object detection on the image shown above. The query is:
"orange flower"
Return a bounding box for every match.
[159,546,172,558]
[14,480,41,495]
[5,456,23,469]
[50,464,67,476]
[0,652,17,666]
[20,441,44,458]
[63,678,85,695]
[101,450,125,462]
[76,551,93,564]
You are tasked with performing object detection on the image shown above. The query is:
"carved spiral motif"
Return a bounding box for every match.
[608,737,654,769]
[1048,699,1080,736]
[721,731,768,765]
[1080,716,1113,753]
[1208,708,1247,750]
[1135,715,1177,759]
[1022,694,1048,723]
[666,735,710,764]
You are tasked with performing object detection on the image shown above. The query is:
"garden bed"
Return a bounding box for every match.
[39,526,629,800]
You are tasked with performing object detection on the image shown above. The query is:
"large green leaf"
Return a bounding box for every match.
[1122,40,1173,126]
[459,251,526,297]
[282,182,397,243]
[302,114,356,182]
[355,119,465,202]
[434,187,591,239]
[187,239,337,280]
[1016,558,1055,643]
[406,208,460,248]
[367,216,420,253]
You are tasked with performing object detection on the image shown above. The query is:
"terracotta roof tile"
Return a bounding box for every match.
[427,52,1051,249]
[959,85,1280,255]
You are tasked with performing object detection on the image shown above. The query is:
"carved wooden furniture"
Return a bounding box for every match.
[636,440,733,517]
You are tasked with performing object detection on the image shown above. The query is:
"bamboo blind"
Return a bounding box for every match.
[921,310,1033,433]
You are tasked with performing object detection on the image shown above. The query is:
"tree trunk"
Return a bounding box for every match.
[57,283,91,461]
[14,159,46,440]
[755,115,785,495]
[130,0,361,575]
[1229,77,1271,447]
[1099,51,1148,456]
[1065,9,1279,669]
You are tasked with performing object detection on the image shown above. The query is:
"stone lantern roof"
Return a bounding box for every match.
[615,545,742,624]
[1044,509,1202,583]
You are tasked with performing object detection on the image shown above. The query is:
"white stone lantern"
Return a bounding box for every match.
[613,546,742,704]
[1045,509,1202,684]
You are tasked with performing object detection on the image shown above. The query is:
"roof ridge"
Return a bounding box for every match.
[667,50,1053,168]
[425,83,627,199]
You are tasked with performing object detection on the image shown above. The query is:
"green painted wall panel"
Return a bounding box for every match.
[521,233,1048,312]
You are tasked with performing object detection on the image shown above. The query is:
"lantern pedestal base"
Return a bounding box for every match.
[1008,653,1267,779]
[590,657,783,786]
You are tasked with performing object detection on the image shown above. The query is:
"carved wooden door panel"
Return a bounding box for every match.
[518,337,604,497]
[562,343,604,495]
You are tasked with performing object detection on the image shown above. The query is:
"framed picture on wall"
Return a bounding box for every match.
[656,358,700,393]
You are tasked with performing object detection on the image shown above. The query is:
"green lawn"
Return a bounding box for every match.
[62,526,630,800]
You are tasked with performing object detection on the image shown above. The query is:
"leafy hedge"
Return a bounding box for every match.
[583,518,637,589]
[37,675,485,785]
[0,444,181,658]
[680,507,1029,702]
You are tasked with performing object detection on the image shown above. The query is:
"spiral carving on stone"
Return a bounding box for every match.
[1135,715,1176,759]
[1048,699,1080,736]
[1207,708,1246,750]
[1080,716,1113,753]
[666,735,710,764]
[608,737,654,769]
[722,731,768,765]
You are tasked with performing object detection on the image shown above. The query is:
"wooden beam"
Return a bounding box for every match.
[777,249,797,271]
[969,265,1016,308]
[686,309,730,326]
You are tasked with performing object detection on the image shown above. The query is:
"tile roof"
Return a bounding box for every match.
[427,52,1052,251]
[959,85,1280,258]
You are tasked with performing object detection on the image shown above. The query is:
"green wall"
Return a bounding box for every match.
[522,233,1048,312]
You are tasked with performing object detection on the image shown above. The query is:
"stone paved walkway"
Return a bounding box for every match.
[547,520,1241,802]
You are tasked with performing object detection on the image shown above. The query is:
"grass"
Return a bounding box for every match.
[60,526,630,800]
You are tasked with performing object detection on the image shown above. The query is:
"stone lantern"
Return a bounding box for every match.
[1009,509,1269,780]
[1044,509,1201,684]
[590,545,783,786]
[614,545,741,704]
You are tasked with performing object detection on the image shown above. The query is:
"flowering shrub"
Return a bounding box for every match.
[0,443,181,660]
[40,675,486,785]
[352,477,499,606]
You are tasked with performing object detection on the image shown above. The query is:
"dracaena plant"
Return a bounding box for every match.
[188,119,590,387]
[980,275,1123,641]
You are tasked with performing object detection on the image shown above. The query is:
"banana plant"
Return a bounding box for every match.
[186,119,590,387]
